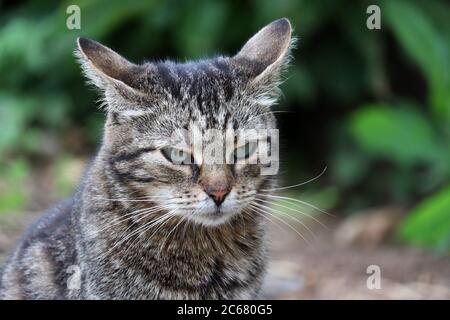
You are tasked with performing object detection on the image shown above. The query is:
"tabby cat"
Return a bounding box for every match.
[0,18,293,299]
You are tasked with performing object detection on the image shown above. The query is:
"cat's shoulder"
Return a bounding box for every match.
[20,198,75,247]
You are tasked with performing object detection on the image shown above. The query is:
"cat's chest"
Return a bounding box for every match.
[90,237,266,299]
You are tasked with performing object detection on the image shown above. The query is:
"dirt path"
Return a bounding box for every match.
[262,220,450,299]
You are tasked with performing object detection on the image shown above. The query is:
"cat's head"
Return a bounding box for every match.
[77,18,293,226]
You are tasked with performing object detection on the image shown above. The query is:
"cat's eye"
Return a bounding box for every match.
[161,147,192,165]
[233,141,258,161]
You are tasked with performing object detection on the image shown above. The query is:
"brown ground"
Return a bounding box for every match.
[262,220,450,299]
[0,166,449,299]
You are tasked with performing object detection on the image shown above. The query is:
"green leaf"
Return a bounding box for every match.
[384,0,450,122]
[398,185,450,252]
[349,104,443,165]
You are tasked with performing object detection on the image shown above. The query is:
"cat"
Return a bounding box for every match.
[0,18,293,299]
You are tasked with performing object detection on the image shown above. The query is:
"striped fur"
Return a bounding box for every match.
[0,18,293,299]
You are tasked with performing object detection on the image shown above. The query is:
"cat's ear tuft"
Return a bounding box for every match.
[76,37,144,95]
[233,18,294,85]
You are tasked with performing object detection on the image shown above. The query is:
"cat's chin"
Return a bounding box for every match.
[184,201,242,227]
[186,210,238,227]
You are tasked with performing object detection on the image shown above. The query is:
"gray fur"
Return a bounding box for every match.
[0,18,293,300]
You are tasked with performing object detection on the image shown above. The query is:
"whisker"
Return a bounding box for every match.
[251,201,316,239]
[243,207,285,233]
[160,214,186,249]
[260,167,327,192]
[98,207,175,260]
[248,203,309,244]
[142,209,179,244]
[95,205,168,234]
[262,194,334,217]
[121,209,175,244]
[93,195,171,202]
[124,209,178,254]
[254,197,330,230]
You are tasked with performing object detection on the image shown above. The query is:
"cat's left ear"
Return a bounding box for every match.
[232,18,294,96]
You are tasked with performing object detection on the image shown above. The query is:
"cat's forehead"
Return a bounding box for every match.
[138,85,274,147]
[148,58,238,103]
[147,58,251,130]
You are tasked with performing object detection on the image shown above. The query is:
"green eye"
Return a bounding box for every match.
[161,147,192,165]
[233,141,257,160]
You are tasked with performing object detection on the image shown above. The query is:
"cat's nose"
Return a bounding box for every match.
[206,189,230,206]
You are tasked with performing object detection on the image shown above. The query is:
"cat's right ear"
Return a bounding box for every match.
[76,37,146,104]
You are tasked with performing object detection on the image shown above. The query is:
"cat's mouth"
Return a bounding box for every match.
[213,206,224,215]
[183,193,241,227]
[153,187,245,227]
[193,211,237,227]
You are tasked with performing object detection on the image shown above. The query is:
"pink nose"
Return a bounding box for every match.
[207,189,230,206]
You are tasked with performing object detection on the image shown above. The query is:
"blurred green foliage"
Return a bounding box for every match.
[398,185,450,253]
[0,0,449,251]
[0,159,29,213]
